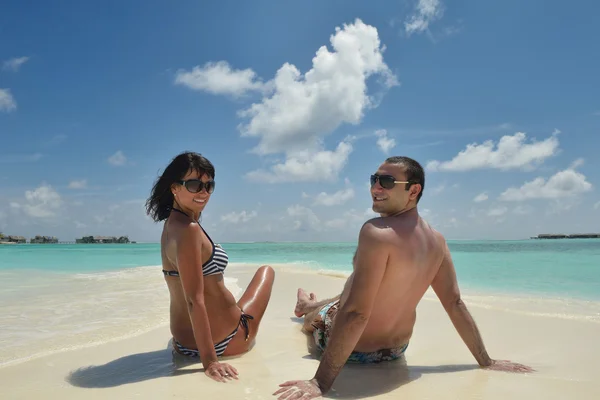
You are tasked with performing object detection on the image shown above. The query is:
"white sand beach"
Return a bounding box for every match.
[1,265,599,399]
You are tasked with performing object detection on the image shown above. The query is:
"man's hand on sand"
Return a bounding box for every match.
[273,379,324,399]
[484,360,535,373]
[205,361,239,383]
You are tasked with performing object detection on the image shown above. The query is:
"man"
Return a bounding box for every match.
[273,156,533,399]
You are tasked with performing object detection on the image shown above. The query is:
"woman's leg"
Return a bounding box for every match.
[236,265,275,340]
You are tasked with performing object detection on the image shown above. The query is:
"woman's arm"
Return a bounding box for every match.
[175,223,218,369]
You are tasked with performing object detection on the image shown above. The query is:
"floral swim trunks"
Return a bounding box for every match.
[312,299,409,364]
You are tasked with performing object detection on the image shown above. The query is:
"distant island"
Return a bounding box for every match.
[75,235,135,244]
[0,233,26,244]
[1,234,59,244]
[30,235,59,244]
[0,232,136,244]
[532,233,600,239]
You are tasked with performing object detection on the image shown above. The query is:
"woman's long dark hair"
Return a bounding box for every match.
[146,151,215,222]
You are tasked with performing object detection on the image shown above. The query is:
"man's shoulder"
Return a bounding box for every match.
[361,217,389,234]
[428,224,447,245]
[358,218,396,247]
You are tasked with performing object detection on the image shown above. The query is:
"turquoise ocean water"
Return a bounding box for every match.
[1,239,599,366]
[1,240,599,300]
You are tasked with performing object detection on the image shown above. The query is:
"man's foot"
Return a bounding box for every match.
[294,288,316,317]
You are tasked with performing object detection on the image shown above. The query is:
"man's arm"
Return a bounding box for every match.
[430,238,492,367]
[176,223,218,370]
[312,222,389,393]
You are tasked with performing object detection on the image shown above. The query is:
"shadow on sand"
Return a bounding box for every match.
[299,325,479,399]
[66,341,209,388]
[67,333,478,398]
[327,362,478,399]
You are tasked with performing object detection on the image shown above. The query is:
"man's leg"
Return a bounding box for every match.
[294,288,340,333]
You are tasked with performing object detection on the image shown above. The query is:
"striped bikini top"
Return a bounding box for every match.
[162,208,229,277]
[200,227,229,276]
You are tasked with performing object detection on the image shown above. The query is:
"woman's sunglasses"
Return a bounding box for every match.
[178,179,216,194]
[370,174,411,190]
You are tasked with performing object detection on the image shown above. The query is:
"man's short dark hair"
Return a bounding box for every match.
[384,156,425,203]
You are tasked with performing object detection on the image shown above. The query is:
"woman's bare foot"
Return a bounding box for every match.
[294,288,316,317]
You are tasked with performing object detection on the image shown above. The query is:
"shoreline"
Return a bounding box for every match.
[1,265,599,399]
[2,263,600,368]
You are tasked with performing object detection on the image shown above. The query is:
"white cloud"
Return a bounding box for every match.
[375,129,396,154]
[107,151,127,166]
[180,19,397,184]
[0,89,17,112]
[313,187,355,206]
[594,201,600,210]
[174,61,265,97]
[238,19,397,157]
[68,179,87,189]
[570,158,585,169]
[220,210,258,224]
[10,184,63,218]
[286,205,321,231]
[473,192,488,203]
[499,165,592,202]
[405,0,444,36]
[235,19,396,183]
[245,140,353,183]
[427,131,560,172]
[3,56,29,72]
[240,19,398,154]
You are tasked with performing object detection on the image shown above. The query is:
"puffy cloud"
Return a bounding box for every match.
[0,89,17,112]
[499,165,592,202]
[220,210,258,224]
[238,19,397,156]
[473,192,488,203]
[3,56,29,72]
[286,205,321,231]
[375,129,396,154]
[107,151,127,166]
[10,184,63,218]
[427,131,560,172]
[178,19,398,183]
[175,61,265,97]
[313,187,355,206]
[245,140,353,183]
[404,0,444,36]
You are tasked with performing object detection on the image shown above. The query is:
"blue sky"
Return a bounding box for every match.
[1,0,599,243]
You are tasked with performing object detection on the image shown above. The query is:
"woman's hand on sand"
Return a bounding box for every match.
[205,361,239,383]
[485,359,535,373]
[273,379,323,399]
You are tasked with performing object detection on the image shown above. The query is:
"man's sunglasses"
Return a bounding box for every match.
[370,174,411,190]
[178,179,216,194]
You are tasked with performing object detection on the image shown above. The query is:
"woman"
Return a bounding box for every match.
[145,151,275,383]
